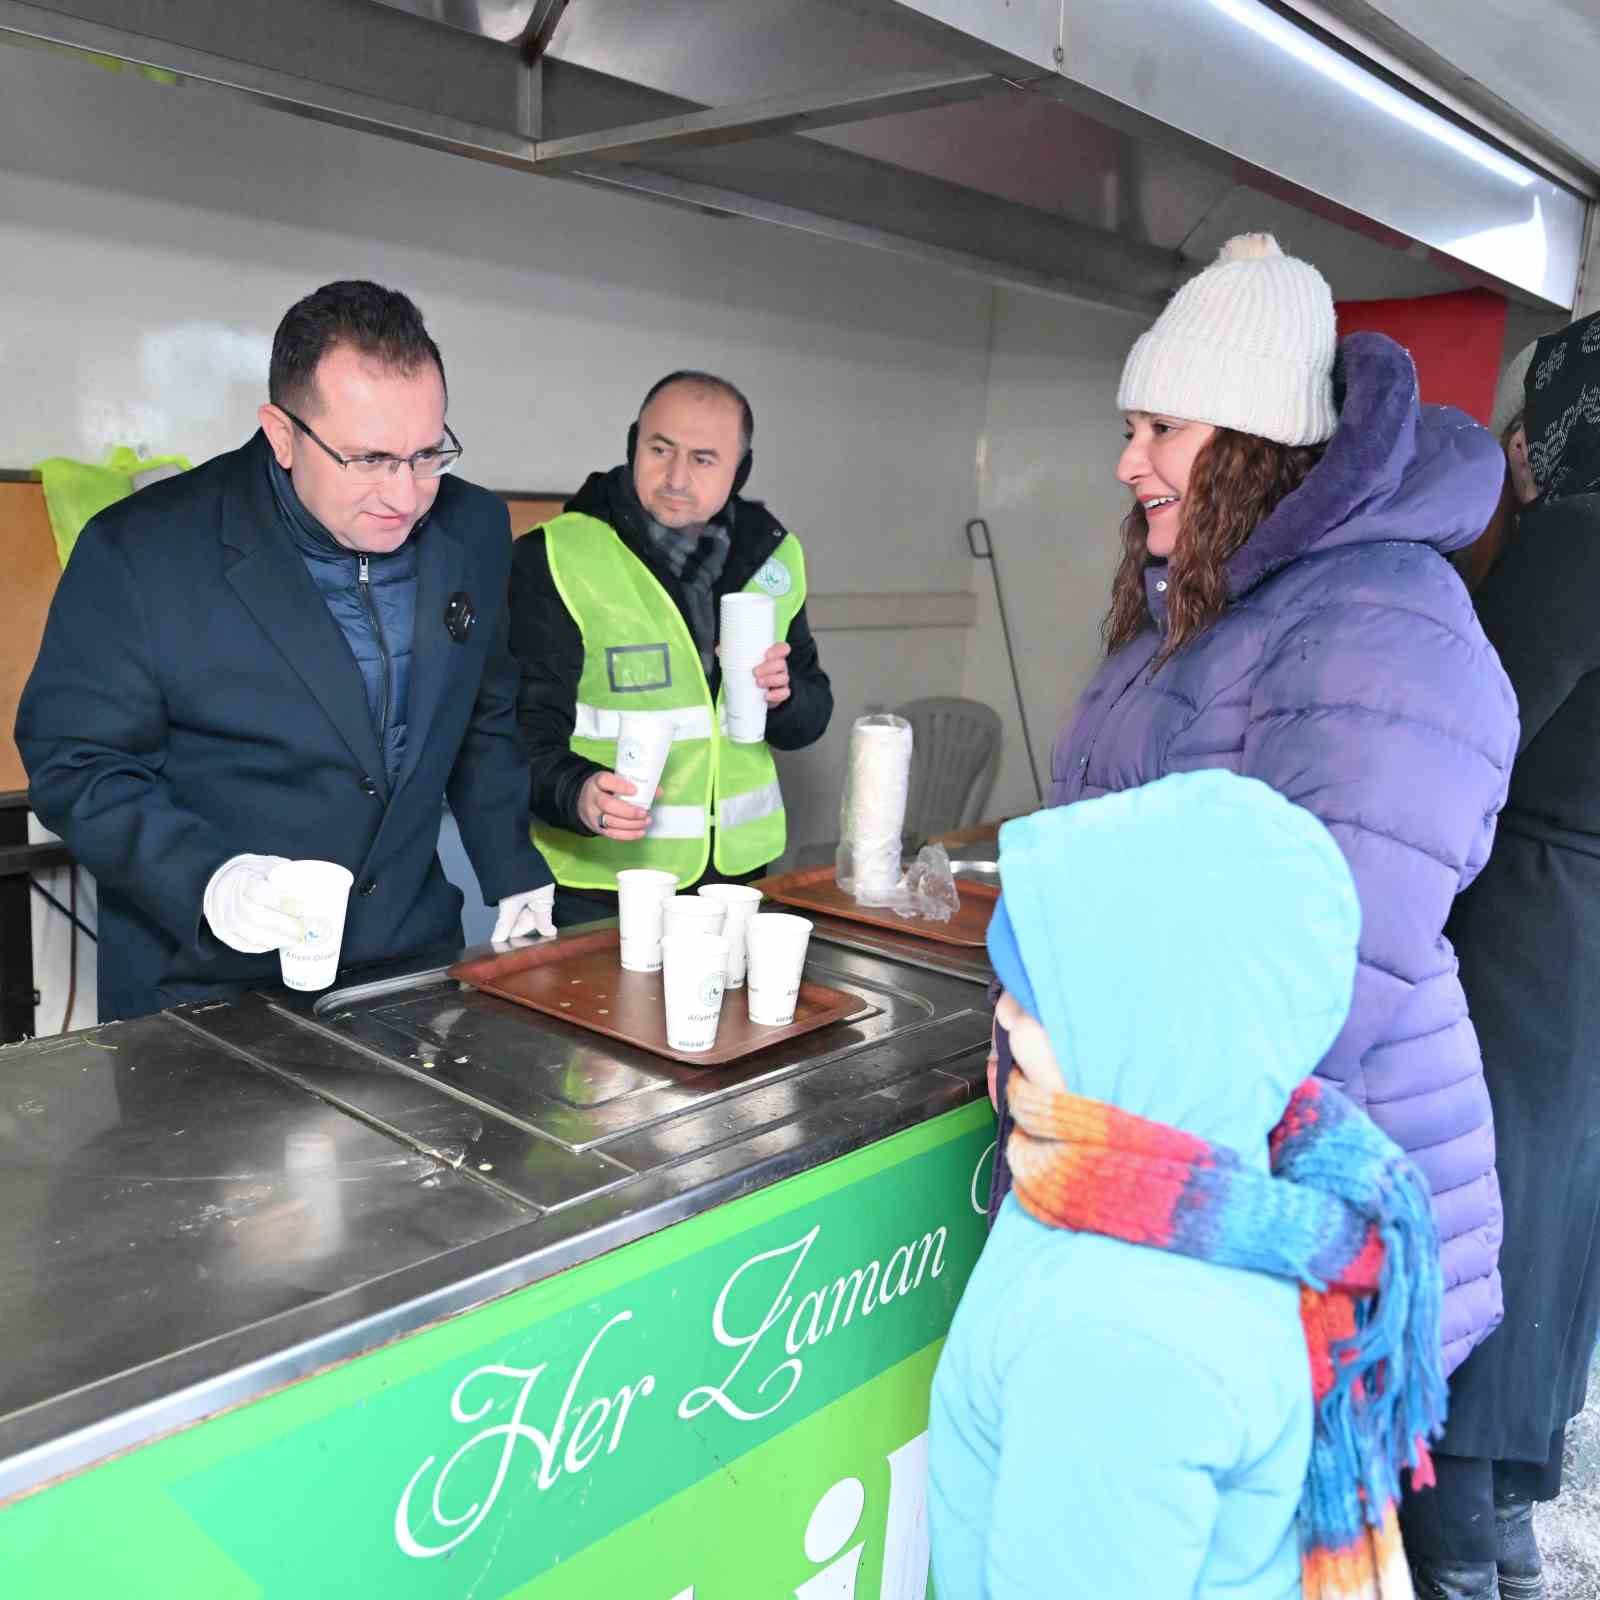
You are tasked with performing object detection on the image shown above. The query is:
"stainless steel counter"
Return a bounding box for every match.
[0,925,991,1503]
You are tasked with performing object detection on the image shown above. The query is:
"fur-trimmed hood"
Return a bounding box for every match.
[1224,331,1506,600]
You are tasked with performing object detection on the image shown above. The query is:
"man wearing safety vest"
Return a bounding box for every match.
[509,371,833,926]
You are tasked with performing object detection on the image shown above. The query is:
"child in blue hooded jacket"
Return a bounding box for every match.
[928,771,1444,1600]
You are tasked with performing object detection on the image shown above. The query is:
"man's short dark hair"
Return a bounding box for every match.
[269,280,446,415]
[638,371,754,454]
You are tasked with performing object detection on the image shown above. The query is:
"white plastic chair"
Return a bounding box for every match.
[892,696,1003,838]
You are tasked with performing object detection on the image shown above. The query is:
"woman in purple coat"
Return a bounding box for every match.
[989,234,1518,1593]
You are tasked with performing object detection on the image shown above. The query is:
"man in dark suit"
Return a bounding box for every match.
[17,281,553,1020]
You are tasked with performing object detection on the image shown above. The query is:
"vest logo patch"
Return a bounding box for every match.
[607,642,671,694]
[752,557,792,598]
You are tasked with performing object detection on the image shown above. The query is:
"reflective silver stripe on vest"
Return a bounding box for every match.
[644,804,707,840]
[573,703,716,742]
[716,780,784,830]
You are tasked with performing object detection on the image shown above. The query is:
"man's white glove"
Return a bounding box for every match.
[491,883,556,944]
[203,853,306,953]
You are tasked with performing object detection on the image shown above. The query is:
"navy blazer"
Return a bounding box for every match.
[17,431,551,1019]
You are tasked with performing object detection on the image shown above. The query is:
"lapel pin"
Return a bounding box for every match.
[445,591,475,643]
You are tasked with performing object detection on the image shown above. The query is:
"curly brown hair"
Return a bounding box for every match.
[1103,428,1326,659]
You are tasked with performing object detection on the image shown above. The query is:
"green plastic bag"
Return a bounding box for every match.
[34,446,192,568]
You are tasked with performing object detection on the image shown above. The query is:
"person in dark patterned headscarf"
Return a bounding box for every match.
[1427,307,1600,1600]
[1524,312,1600,500]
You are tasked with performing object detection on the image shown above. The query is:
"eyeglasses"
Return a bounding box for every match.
[280,408,463,481]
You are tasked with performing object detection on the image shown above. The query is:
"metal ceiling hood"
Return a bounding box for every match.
[1295,0,1600,182]
[533,57,1186,313]
[0,0,1589,311]
[848,0,1587,308]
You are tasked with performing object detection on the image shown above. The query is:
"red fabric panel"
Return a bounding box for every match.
[1335,289,1509,425]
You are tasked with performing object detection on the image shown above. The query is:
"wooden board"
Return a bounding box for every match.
[0,479,568,800]
[505,496,566,538]
[0,482,64,794]
[753,863,998,948]
[449,927,869,1066]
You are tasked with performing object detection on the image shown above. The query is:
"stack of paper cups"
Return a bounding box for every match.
[614,711,674,812]
[720,593,776,744]
[836,714,913,906]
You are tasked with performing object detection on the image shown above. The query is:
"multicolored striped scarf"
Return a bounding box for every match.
[1007,1070,1445,1600]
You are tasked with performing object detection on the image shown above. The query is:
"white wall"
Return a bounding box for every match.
[0,44,993,1030]
[963,291,1153,817]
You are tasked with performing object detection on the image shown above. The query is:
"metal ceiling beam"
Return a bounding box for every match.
[0,0,541,154]
[558,158,1180,317]
[535,58,1183,311]
[4,0,534,129]
[519,0,572,59]
[532,67,998,171]
[530,57,1183,310]
[368,0,573,55]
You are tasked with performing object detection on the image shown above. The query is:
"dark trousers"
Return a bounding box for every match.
[1399,1434,1564,1565]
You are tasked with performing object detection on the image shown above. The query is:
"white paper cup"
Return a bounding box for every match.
[696,883,763,988]
[745,912,814,1026]
[662,894,727,941]
[268,859,354,992]
[614,712,674,812]
[616,867,679,972]
[661,933,731,1052]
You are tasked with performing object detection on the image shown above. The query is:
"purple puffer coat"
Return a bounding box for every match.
[1052,333,1518,1372]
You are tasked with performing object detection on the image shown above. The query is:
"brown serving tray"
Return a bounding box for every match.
[448,928,869,1066]
[753,864,998,948]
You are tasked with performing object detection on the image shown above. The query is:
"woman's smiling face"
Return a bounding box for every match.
[1117,412,1218,558]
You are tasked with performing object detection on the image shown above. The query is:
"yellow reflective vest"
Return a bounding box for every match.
[534,513,806,890]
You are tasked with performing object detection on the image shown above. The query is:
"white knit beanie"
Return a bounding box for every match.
[1118,233,1338,447]
[1490,338,1538,438]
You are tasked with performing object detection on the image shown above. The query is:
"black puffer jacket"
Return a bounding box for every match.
[508,467,833,833]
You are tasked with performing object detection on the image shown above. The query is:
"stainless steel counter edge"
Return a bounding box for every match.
[0,1023,985,1506]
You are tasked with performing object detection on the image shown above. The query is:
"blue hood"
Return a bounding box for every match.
[989,771,1360,1159]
